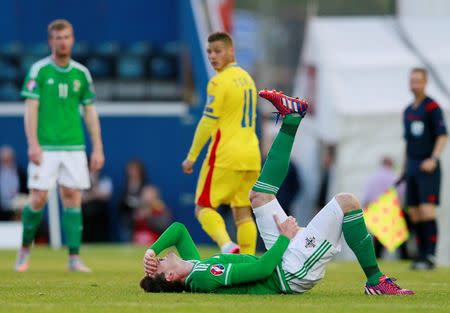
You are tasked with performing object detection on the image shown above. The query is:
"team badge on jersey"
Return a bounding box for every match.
[210,264,225,276]
[305,236,316,248]
[411,121,424,137]
[27,79,37,91]
[73,80,81,92]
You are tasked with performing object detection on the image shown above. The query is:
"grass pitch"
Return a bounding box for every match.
[0,245,449,313]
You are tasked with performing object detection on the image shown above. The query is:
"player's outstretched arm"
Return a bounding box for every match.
[227,216,299,285]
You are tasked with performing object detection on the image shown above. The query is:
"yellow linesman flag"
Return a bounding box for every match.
[364,188,409,252]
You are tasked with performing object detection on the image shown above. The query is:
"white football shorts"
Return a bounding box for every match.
[253,197,344,293]
[28,150,90,190]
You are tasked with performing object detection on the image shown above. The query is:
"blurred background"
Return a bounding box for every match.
[0,0,449,264]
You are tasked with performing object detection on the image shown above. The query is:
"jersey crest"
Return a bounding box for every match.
[26,79,37,91]
[73,79,81,92]
[411,121,424,137]
[305,236,316,248]
[210,264,225,276]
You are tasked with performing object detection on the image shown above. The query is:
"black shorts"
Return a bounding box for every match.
[406,162,441,207]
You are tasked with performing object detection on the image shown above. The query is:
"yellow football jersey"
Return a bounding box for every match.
[188,62,261,171]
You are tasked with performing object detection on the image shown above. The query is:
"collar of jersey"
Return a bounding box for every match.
[411,96,430,110]
[184,260,200,285]
[50,57,73,72]
[218,62,238,73]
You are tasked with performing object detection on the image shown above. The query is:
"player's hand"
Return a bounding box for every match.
[143,249,159,276]
[90,149,105,172]
[182,159,194,174]
[420,158,437,173]
[274,215,300,240]
[28,143,42,165]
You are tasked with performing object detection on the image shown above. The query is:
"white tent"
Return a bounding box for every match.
[293,16,450,264]
[399,17,450,99]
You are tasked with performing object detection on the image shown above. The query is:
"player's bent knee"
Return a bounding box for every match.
[249,190,275,208]
[335,193,360,213]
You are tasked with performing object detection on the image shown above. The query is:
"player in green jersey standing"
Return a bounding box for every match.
[140,91,414,295]
[15,19,104,272]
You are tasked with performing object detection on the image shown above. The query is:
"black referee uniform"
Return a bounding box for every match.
[403,96,447,263]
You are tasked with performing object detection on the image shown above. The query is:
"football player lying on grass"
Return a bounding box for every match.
[141,90,414,295]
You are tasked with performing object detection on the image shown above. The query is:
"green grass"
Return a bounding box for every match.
[1,245,449,313]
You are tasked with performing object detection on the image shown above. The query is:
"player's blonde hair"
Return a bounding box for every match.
[48,19,73,38]
[411,67,428,81]
[208,32,233,47]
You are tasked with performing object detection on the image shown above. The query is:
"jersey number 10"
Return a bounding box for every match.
[241,89,254,128]
[58,83,69,99]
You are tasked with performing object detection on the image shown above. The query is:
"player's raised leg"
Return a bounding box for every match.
[253,90,308,197]
[250,90,308,249]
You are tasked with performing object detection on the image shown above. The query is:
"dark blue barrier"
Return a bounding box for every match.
[0,113,213,244]
[0,0,178,43]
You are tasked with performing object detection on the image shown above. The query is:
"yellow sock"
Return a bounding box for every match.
[237,218,257,255]
[197,208,231,247]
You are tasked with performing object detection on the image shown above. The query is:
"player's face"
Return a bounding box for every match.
[410,71,427,96]
[207,40,234,71]
[155,252,181,282]
[49,27,74,58]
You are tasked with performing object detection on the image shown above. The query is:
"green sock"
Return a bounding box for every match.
[21,204,44,246]
[252,114,302,194]
[63,208,83,255]
[343,209,383,285]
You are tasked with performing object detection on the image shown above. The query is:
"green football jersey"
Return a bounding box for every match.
[186,254,291,295]
[21,56,96,151]
[149,222,292,295]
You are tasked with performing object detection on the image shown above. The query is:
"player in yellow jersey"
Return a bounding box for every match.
[182,32,261,254]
